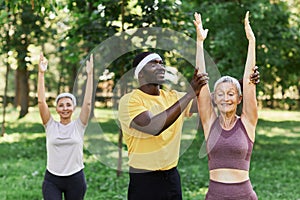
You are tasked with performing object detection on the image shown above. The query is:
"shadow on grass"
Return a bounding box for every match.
[257,119,300,137]
[5,121,44,134]
[0,135,46,160]
[249,119,300,199]
[1,114,299,199]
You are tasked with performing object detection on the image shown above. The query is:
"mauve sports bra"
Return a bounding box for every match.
[206,117,253,171]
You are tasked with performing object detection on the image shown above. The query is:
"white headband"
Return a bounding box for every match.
[55,93,77,107]
[134,53,162,79]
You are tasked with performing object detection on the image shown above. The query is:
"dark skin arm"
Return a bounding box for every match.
[130,70,208,136]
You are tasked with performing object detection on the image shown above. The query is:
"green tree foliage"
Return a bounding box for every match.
[184,0,300,108]
[0,0,299,117]
[1,0,53,117]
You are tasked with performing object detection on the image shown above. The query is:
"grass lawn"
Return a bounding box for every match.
[0,107,299,200]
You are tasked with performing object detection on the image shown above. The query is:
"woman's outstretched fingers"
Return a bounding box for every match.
[39,52,48,72]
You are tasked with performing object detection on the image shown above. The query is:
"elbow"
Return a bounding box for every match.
[153,129,163,136]
[83,102,92,110]
[130,121,163,136]
[37,99,46,105]
[148,128,164,136]
[86,102,92,109]
[85,105,92,115]
[144,122,165,136]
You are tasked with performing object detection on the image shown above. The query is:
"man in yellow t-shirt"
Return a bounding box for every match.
[118,52,208,200]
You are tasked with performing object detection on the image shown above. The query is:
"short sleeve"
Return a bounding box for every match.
[118,92,148,128]
[44,116,54,128]
[44,117,55,136]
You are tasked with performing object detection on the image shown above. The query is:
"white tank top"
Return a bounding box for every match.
[45,117,86,176]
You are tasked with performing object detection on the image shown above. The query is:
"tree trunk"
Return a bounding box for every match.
[16,68,29,118]
[270,82,275,109]
[15,43,29,118]
[117,128,123,177]
[296,84,300,110]
[2,6,11,136]
[1,54,10,136]
[14,4,31,118]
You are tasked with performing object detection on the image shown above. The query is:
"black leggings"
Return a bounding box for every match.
[128,167,182,200]
[42,169,87,200]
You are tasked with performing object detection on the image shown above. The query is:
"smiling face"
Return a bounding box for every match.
[214,82,242,114]
[140,59,165,85]
[56,97,75,120]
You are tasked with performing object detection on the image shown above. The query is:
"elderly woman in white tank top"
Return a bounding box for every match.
[38,53,93,200]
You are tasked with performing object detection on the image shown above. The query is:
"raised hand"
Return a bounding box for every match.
[244,11,255,42]
[193,12,209,41]
[39,52,48,72]
[85,54,94,75]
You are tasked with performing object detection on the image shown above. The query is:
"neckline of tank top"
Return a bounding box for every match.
[219,116,239,129]
[219,117,241,138]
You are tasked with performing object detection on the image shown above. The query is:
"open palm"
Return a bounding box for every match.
[244,11,255,42]
[39,52,48,72]
[86,54,94,75]
[193,12,209,41]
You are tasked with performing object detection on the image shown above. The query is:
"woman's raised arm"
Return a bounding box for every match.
[38,53,51,125]
[79,54,94,125]
[242,11,258,141]
[193,12,216,139]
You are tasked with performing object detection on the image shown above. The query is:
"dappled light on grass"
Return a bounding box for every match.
[257,119,300,138]
[257,109,300,138]
[257,126,300,138]
[258,109,300,122]
[184,187,208,199]
[1,108,300,199]
[251,110,300,199]
[0,133,44,144]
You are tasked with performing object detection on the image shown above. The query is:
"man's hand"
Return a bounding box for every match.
[239,66,260,89]
[189,70,209,97]
[250,65,260,85]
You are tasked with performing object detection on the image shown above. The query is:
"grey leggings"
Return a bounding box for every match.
[206,179,257,200]
[42,169,87,200]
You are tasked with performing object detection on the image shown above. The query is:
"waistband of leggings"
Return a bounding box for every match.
[207,179,256,198]
[209,179,251,185]
[129,166,177,174]
[45,169,84,178]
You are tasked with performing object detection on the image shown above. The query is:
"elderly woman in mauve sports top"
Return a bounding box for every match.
[194,11,259,200]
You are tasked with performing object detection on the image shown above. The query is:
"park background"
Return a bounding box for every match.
[0,0,299,199]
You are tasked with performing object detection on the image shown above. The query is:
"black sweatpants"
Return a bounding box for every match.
[128,167,182,200]
[42,169,87,200]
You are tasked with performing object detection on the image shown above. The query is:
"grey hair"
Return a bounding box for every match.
[213,76,242,96]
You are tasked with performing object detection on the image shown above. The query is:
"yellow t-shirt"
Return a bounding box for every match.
[118,89,192,171]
